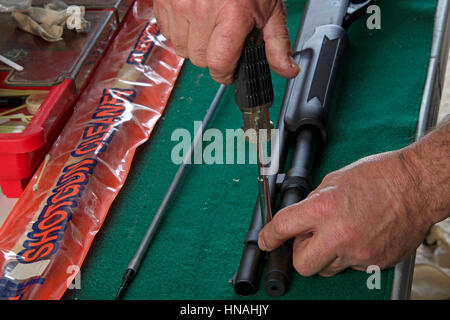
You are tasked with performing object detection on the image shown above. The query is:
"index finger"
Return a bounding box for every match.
[206,7,255,84]
[258,198,320,252]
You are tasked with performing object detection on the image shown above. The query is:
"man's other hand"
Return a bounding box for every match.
[258,149,439,277]
[154,0,300,84]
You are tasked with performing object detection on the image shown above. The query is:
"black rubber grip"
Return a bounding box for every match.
[234,30,274,109]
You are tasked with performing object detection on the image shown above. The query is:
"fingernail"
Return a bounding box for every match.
[289,56,300,73]
[258,234,268,251]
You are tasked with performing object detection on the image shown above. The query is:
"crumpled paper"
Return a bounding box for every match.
[11,0,90,42]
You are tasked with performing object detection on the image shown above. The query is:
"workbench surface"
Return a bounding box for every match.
[64,0,437,300]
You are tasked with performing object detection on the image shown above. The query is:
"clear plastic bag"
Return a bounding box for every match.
[0,0,184,300]
[0,0,31,12]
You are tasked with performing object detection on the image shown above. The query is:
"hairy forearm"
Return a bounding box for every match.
[402,116,450,225]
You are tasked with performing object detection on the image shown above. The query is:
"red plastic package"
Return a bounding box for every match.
[0,0,184,300]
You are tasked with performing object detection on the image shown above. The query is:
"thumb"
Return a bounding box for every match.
[262,4,300,79]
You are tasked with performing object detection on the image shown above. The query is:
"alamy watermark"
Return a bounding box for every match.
[66,265,81,290]
[366,265,381,290]
[171,121,280,175]
[367,5,381,30]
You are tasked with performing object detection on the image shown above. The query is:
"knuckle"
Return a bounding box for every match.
[319,259,345,277]
[208,55,232,76]
[334,225,355,248]
[377,261,390,270]
[340,224,354,242]
[209,69,232,83]
[318,270,336,278]
[189,49,208,68]
[209,67,232,84]
[192,0,206,15]
[226,1,242,16]
[174,45,188,58]
[292,258,313,277]
[154,0,164,10]
[210,73,233,85]
[272,215,289,238]
[170,0,187,12]
[190,57,207,68]
[292,248,315,277]
[354,248,373,263]
[322,171,339,184]
[313,197,331,218]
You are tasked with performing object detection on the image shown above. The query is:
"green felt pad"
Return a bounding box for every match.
[65,0,436,300]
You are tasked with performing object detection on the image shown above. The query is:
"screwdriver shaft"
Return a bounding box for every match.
[256,136,272,225]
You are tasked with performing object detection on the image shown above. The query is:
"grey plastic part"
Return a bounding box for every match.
[391,0,450,300]
[293,0,349,49]
[284,25,348,139]
[283,0,350,139]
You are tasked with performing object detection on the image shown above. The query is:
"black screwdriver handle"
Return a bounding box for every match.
[234,29,274,109]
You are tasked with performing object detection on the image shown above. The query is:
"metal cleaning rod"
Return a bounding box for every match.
[116,84,227,299]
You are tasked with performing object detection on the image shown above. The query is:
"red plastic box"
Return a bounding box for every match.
[0,8,126,197]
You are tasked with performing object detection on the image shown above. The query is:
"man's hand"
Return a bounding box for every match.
[258,119,450,277]
[154,0,300,84]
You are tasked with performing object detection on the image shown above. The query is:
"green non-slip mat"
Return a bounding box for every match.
[65,0,436,300]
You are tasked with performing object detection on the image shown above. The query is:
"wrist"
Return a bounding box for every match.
[399,143,449,225]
